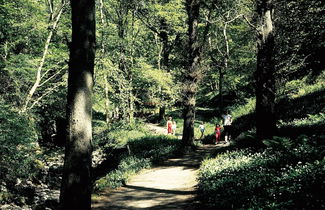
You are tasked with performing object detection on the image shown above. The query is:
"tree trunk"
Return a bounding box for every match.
[157,18,169,123]
[158,105,165,122]
[219,20,229,115]
[59,0,95,209]
[255,0,276,141]
[128,78,134,123]
[104,74,110,125]
[116,1,135,123]
[182,0,201,148]
[99,0,110,126]
[159,18,170,70]
[219,67,224,114]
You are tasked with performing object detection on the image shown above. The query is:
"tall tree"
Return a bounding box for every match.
[255,0,276,141]
[182,0,201,148]
[59,0,95,209]
[21,0,67,113]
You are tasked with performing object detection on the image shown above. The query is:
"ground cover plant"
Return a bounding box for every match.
[198,135,325,209]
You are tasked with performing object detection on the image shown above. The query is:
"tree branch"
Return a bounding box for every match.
[242,15,258,30]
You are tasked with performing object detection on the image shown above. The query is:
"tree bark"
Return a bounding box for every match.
[159,18,170,70]
[157,18,170,123]
[116,1,135,123]
[255,0,276,141]
[99,0,111,126]
[219,67,224,114]
[59,0,95,209]
[158,105,166,122]
[182,0,201,148]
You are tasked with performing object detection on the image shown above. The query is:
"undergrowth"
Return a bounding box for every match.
[198,135,325,209]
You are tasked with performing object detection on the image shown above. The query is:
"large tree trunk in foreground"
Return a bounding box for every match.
[255,0,276,141]
[182,0,201,148]
[60,0,95,209]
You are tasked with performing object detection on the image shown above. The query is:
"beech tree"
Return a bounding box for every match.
[255,0,276,141]
[59,0,95,209]
[182,0,201,147]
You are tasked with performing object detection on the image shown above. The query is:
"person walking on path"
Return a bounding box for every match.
[199,122,205,139]
[166,117,173,135]
[172,121,177,135]
[222,111,233,143]
[215,124,222,144]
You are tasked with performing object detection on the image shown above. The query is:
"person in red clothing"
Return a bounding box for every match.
[166,117,173,135]
[215,124,222,144]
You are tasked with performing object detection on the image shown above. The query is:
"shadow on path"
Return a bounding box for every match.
[124,185,196,195]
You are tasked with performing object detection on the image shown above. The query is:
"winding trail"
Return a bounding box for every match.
[92,124,227,209]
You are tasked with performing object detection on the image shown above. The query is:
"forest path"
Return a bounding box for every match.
[92,124,227,209]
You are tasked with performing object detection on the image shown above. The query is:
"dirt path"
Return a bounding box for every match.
[146,123,167,135]
[92,124,226,209]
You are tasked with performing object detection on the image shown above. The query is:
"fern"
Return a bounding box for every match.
[263,136,293,151]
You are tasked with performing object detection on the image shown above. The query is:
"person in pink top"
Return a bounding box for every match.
[215,124,222,144]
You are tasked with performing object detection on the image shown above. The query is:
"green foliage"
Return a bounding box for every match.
[280,72,325,99]
[233,129,256,147]
[197,0,256,108]
[133,61,179,108]
[278,113,325,127]
[128,135,181,162]
[93,119,149,149]
[0,101,39,182]
[262,136,293,151]
[276,0,324,81]
[198,135,325,209]
[230,97,255,119]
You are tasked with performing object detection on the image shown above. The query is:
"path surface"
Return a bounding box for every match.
[92,124,227,209]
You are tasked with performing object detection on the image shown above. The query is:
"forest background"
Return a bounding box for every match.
[0,0,324,209]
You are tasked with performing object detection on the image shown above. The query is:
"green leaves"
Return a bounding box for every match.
[0,101,39,182]
[198,137,325,209]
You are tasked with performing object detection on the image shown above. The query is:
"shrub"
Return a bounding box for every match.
[0,101,39,184]
[93,119,149,149]
[265,159,325,209]
[128,135,181,162]
[231,97,255,120]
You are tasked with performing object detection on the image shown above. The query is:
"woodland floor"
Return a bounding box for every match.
[91,124,229,209]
